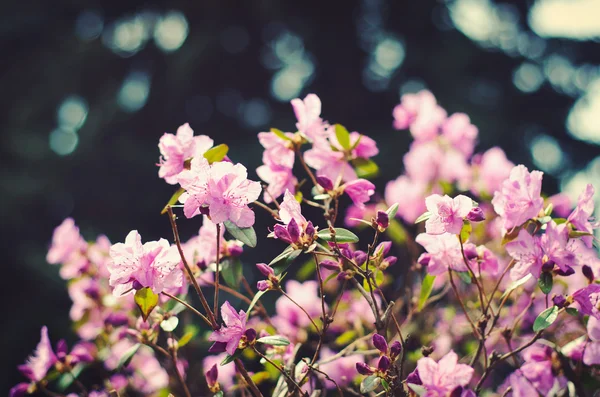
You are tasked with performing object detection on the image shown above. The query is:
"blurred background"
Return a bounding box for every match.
[2,0,600,392]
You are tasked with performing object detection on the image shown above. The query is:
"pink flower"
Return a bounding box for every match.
[568,184,597,247]
[342,179,375,209]
[275,280,326,330]
[491,165,544,230]
[209,301,248,356]
[572,284,600,320]
[18,326,57,382]
[548,193,572,218]
[415,350,474,395]
[203,354,236,390]
[584,317,600,365]
[256,164,297,203]
[279,189,307,226]
[107,230,183,296]
[504,370,540,396]
[471,147,514,196]
[258,131,295,169]
[506,230,544,280]
[540,221,579,274]
[319,348,363,389]
[441,113,478,157]
[291,94,326,141]
[392,90,447,141]
[424,194,473,235]
[46,218,87,269]
[518,344,567,395]
[178,157,262,227]
[403,142,471,186]
[158,123,214,185]
[416,233,473,275]
[385,175,428,223]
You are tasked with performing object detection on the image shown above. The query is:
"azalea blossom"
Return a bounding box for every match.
[568,184,597,247]
[471,147,514,197]
[416,233,475,275]
[583,316,600,365]
[17,326,57,382]
[540,220,579,274]
[291,93,326,141]
[424,194,474,235]
[385,175,428,223]
[342,179,375,209]
[492,165,544,230]
[392,90,447,141]
[505,229,544,280]
[572,284,600,319]
[107,230,183,296]
[256,163,297,203]
[158,123,214,184]
[441,113,478,157]
[209,301,249,355]
[415,350,474,395]
[178,157,262,227]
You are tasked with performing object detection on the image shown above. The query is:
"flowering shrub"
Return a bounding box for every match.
[12,90,600,397]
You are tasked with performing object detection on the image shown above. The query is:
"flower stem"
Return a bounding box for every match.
[162,291,212,328]
[234,358,263,397]
[166,206,218,330]
[214,223,221,323]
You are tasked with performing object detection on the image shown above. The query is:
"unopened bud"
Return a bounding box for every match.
[466,207,485,222]
[372,334,388,353]
[356,362,375,375]
[376,211,389,229]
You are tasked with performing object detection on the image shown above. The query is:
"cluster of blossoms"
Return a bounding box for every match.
[13,90,600,397]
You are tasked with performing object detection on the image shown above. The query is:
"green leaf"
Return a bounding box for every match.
[544,203,554,216]
[117,343,141,369]
[316,228,359,243]
[223,220,257,248]
[57,364,84,391]
[160,316,179,332]
[459,221,472,243]
[349,134,363,151]
[381,378,390,392]
[334,330,357,345]
[569,230,594,238]
[457,271,472,284]
[272,249,302,275]
[538,272,553,295]
[386,203,399,219]
[221,258,243,287]
[248,290,268,314]
[334,124,351,149]
[203,144,229,164]
[501,274,532,299]
[269,246,295,266]
[214,391,224,397]
[178,326,198,348]
[363,271,384,291]
[418,274,436,311]
[352,158,379,179]
[161,187,185,215]
[414,211,432,224]
[256,335,291,346]
[565,307,578,316]
[271,128,291,141]
[407,383,427,396]
[221,349,243,366]
[554,218,567,225]
[250,371,271,384]
[134,287,159,321]
[533,306,559,332]
[360,375,381,393]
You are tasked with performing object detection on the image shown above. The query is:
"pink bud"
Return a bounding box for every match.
[372,333,388,353]
[256,263,275,277]
[376,211,389,229]
[320,259,340,270]
[356,362,375,375]
[466,207,485,222]
[205,364,219,387]
[378,356,391,372]
[257,280,270,291]
[316,175,334,191]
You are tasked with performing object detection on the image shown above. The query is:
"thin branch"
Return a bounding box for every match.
[214,224,222,322]
[166,206,218,329]
[235,358,264,397]
[162,291,212,328]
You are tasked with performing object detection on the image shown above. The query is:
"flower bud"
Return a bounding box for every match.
[288,218,300,243]
[274,224,293,244]
[381,256,397,270]
[552,294,567,308]
[466,207,485,222]
[244,328,257,343]
[376,211,389,229]
[105,312,130,327]
[320,259,340,271]
[583,265,594,284]
[389,341,402,358]
[305,221,316,238]
[256,263,275,277]
[354,251,368,266]
[406,369,422,385]
[205,364,219,388]
[449,386,464,397]
[372,333,388,353]
[376,241,392,257]
[378,356,391,372]
[228,243,244,257]
[418,253,431,267]
[556,267,575,276]
[208,341,227,353]
[316,175,334,191]
[356,362,375,375]
[257,280,271,291]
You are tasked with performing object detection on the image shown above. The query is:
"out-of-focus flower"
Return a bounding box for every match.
[291,94,326,141]
[17,326,57,382]
[342,179,375,209]
[492,165,544,230]
[416,233,474,275]
[392,90,446,141]
[415,350,474,395]
[385,176,428,223]
[568,184,597,247]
